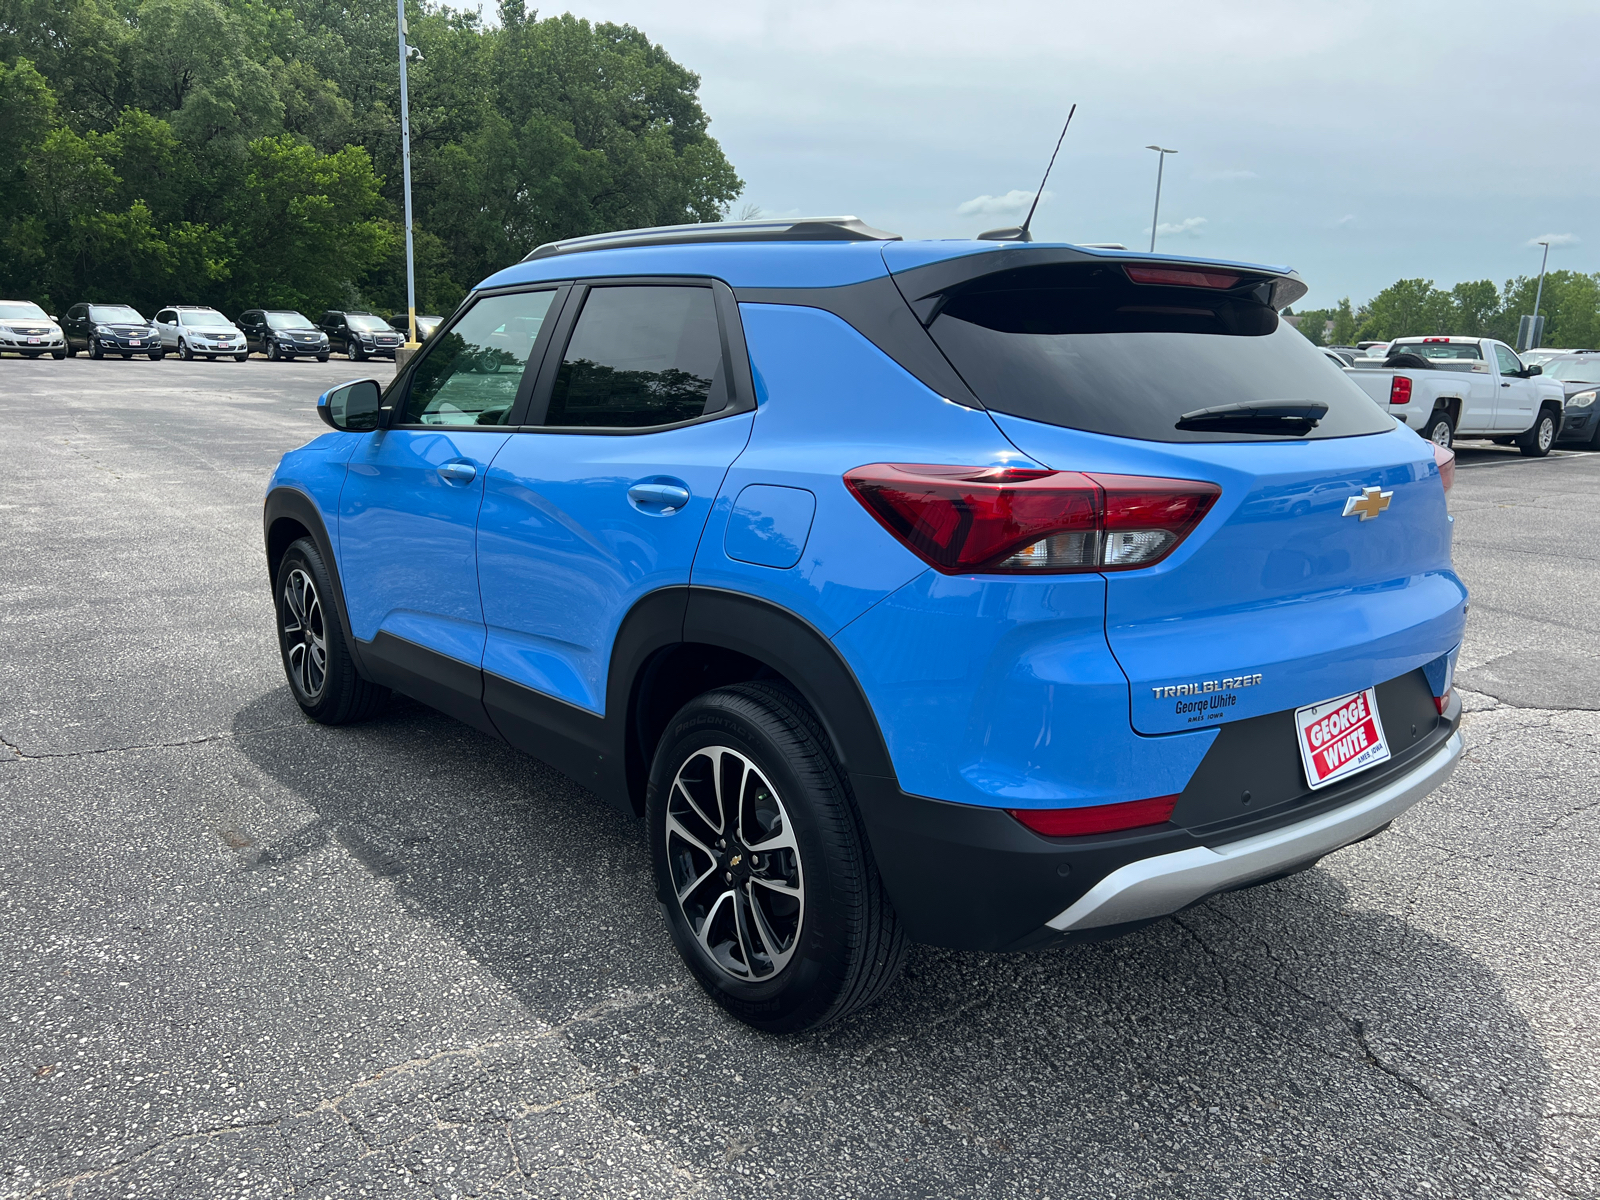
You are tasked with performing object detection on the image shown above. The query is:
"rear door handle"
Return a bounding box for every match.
[438,461,477,484]
[628,482,691,512]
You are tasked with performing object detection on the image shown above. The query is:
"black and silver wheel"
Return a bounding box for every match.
[178,339,193,361]
[63,342,77,358]
[274,537,389,724]
[348,340,364,362]
[1519,409,1557,458]
[648,684,907,1033]
[88,336,103,360]
[266,341,280,361]
[1423,410,1453,450]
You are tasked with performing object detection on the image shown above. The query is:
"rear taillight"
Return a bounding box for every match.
[1433,442,1455,493]
[1124,265,1241,289]
[1008,794,1178,837]
[1390,376,1413,404]
[844,464,1220,575]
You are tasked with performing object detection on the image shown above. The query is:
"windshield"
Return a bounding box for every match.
[266,312,315,330]
[1391,341,1482,361]
[347,314,391,332]
[926,262,1394,442]
[89,305,145,324]
[1542,358,1600,383]
[179,309,229,327]
[0,302,48,321]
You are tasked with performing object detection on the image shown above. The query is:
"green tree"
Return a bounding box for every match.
[1500,270,1600,349]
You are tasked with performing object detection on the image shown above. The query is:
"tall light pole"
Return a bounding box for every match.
[1532,239,1551,326]
[1146,145,1177,253]
[397,0,419,348]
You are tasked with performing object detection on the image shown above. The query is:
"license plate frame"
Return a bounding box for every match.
[1295,686,1390,790]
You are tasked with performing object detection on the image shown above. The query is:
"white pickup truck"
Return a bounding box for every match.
[1347,335,1566,456]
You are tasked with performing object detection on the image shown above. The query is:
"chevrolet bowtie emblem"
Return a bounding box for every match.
[728,854,743,867]
[1342,486,1393,521]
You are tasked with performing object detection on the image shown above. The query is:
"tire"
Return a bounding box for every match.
[64,343,77,358]
[51,349,66,360]
[205,354,215,361]
[88,336,103,360]
[235,352,248,363]
[349,341,364,362]
[148,351,164,361]
[266,341,280,361]
[316,353,329,363]
[178,339,193,361]
[1422,410,1453,450]
[648,683,908,1034]
[1519,409,1557,458]
[274,537,389,724]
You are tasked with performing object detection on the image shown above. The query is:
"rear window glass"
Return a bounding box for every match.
[927,263,1394,442]
[1391,341,1482,360]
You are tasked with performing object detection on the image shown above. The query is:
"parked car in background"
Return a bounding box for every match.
[0,300,66,359]
[153,306,248,361]
[237,310,331,361]
[1322,347,1355,367]
[1522,347,1597,368]
[266,219,1465,1033]
[62,303,163,360]
[317,310,403,361]
[1537,354,1600,448]
[387,313,443,342]
[1347,335,1564,455]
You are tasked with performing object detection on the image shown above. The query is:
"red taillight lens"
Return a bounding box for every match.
[1008,794,1178,837]
[1124,265,1241,290]
[1390,376,1413,404]
[1432,442,1455,493]
[844,464,1220,575]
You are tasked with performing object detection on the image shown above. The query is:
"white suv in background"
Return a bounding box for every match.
[0,300,66,359]
[153,306,249,362]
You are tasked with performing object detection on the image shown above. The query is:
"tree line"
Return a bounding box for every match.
[1290,271,1600,350]
[0,0,742,318]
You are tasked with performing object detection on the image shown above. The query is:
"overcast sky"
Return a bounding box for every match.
[539,0,1596,310]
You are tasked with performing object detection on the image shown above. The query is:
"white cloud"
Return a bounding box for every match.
[1528,232,1579,247]
[1194,169,1258,181]
[1336,214,1358,226]
[1150,216,1207,238]
[956,188,1050,217]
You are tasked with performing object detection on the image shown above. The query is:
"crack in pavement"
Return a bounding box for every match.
[1174,909,1586,1200]
[0,723,310,763]
[22,984,695,1199]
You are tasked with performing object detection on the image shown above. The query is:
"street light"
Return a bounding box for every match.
[1520,239,1552,351]
[397,0,419,349]
[1146,145,1177,253]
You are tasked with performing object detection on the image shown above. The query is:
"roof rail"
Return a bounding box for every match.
[522,216,901,262]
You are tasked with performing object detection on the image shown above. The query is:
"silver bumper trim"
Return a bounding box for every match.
[1046,731,1463,932]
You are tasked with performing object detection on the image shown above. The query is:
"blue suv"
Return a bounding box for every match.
[264,217,1466,1032]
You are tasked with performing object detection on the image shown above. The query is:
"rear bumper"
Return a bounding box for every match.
[1047,730,1461,932]
[854,680,1461,952]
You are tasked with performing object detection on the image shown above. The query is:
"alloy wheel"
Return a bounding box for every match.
[280,568,328,699]
[1429,420,1451,449]
[665,746,805,981]
[1538,415,1555,452]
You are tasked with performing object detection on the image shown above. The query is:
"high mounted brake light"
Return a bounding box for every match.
[1007,794,1179,837]
[1390,376,1413,404]
[843,464,1220,575]
[1124,266,1241,290]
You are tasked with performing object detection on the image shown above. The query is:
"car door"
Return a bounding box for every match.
[475,281,755,743]
[335,286,565,732]
[64,305,85,349]
[238,311,261,352]
[1492,341,1537,431]
[153,309,178,349]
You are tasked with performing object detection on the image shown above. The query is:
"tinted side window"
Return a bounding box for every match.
[1492,343,1522,375]
[401,290,557,427]
[544,286,725,429]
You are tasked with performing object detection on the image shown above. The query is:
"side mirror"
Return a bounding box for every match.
[1526,364,1542,376]
[317,378,383,431]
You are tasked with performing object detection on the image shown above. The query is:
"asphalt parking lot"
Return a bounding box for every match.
[2,354,1597,1200]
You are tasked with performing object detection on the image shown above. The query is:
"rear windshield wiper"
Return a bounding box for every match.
[1175,400,1329,436]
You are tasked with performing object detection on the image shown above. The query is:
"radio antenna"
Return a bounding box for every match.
[978,103,1077,243]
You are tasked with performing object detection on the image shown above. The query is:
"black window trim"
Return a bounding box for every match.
[381,281,573,430]
[517,275,757,437]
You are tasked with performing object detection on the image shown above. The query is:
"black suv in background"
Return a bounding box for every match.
[316,310,403,361]
[238,310,332,361]
[62,303,163,359]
